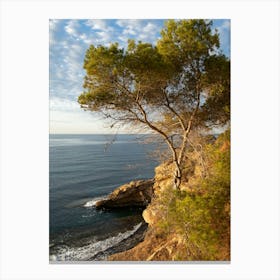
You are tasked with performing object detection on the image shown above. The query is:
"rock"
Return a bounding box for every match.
[153,161,174,195]
[142,206,161,225]
[95,179,154,209]
[153,161,190,193]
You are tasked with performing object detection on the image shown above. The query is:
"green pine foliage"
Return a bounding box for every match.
[155,129,230,260]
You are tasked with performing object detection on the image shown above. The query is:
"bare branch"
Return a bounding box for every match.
[162,89,187,131]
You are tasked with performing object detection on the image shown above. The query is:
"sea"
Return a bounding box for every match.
[49,134,159,261]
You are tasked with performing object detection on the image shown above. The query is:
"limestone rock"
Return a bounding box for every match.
[95,179,154,209]
[153,161,174,194]
[142,205,161,225]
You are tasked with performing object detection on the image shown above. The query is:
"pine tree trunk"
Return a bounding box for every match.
[173,160,182,190]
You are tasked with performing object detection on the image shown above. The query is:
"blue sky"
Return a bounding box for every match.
[49,19,230,134]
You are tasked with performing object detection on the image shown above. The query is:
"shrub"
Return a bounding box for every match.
[155,129,230,260]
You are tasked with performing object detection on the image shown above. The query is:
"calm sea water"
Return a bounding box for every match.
[49,134,159,261]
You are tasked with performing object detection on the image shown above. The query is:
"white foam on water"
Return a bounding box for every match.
[81,213,97,219]
[83,196,107,208]
[50,223,142,261]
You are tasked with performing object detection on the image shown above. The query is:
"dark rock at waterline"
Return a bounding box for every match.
[95,179,154,209]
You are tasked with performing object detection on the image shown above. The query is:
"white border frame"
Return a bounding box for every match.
[1,0,279,279]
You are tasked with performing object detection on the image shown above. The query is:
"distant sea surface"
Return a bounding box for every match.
[49,134,159,261]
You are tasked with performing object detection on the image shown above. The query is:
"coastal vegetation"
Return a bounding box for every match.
[152,130,230,260]
[78,19,230,261]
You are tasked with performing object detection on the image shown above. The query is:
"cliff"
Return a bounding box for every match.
[108,162,187,261]
[108,131,230,261]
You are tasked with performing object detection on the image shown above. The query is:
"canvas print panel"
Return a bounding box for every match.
[49,19,230,262]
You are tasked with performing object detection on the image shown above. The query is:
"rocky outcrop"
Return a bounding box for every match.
[153,161,190,194]
[108,162,190,261]
[95,179,154,209]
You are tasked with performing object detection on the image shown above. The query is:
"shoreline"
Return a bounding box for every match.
[90,178,154,260]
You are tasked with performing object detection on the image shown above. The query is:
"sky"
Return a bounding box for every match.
[49,19,230,134]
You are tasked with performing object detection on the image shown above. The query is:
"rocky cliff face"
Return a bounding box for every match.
[108,163,185,261]
[95,179,154,209]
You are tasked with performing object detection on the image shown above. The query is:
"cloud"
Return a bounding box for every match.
[139,22,159,42]
[49,19,60,45]
[50,31,86,96]
[84,19,116,45]
[116,19,143,29]
[96,31,111,42]
[116,19,161,45]
[85,19,108,30]
[50,97,80,112]
[123,28,136,36]
[83,19,120,46]
[49,19,164,133]
[118,20,143,38]
[215,19,230,57]
[116,19,144,38]
[49,19,59,31]
[143,22,157,33]
[49,97,112,134]
[216,20,230,37]
[64,20,81,37]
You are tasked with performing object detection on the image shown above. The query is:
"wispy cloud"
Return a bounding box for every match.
[50,97,80,112]
[116,19,162,44]
[213,19,230,57]
[64,19,81,38]
[49,19,59,31]
[85,19,108,30]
